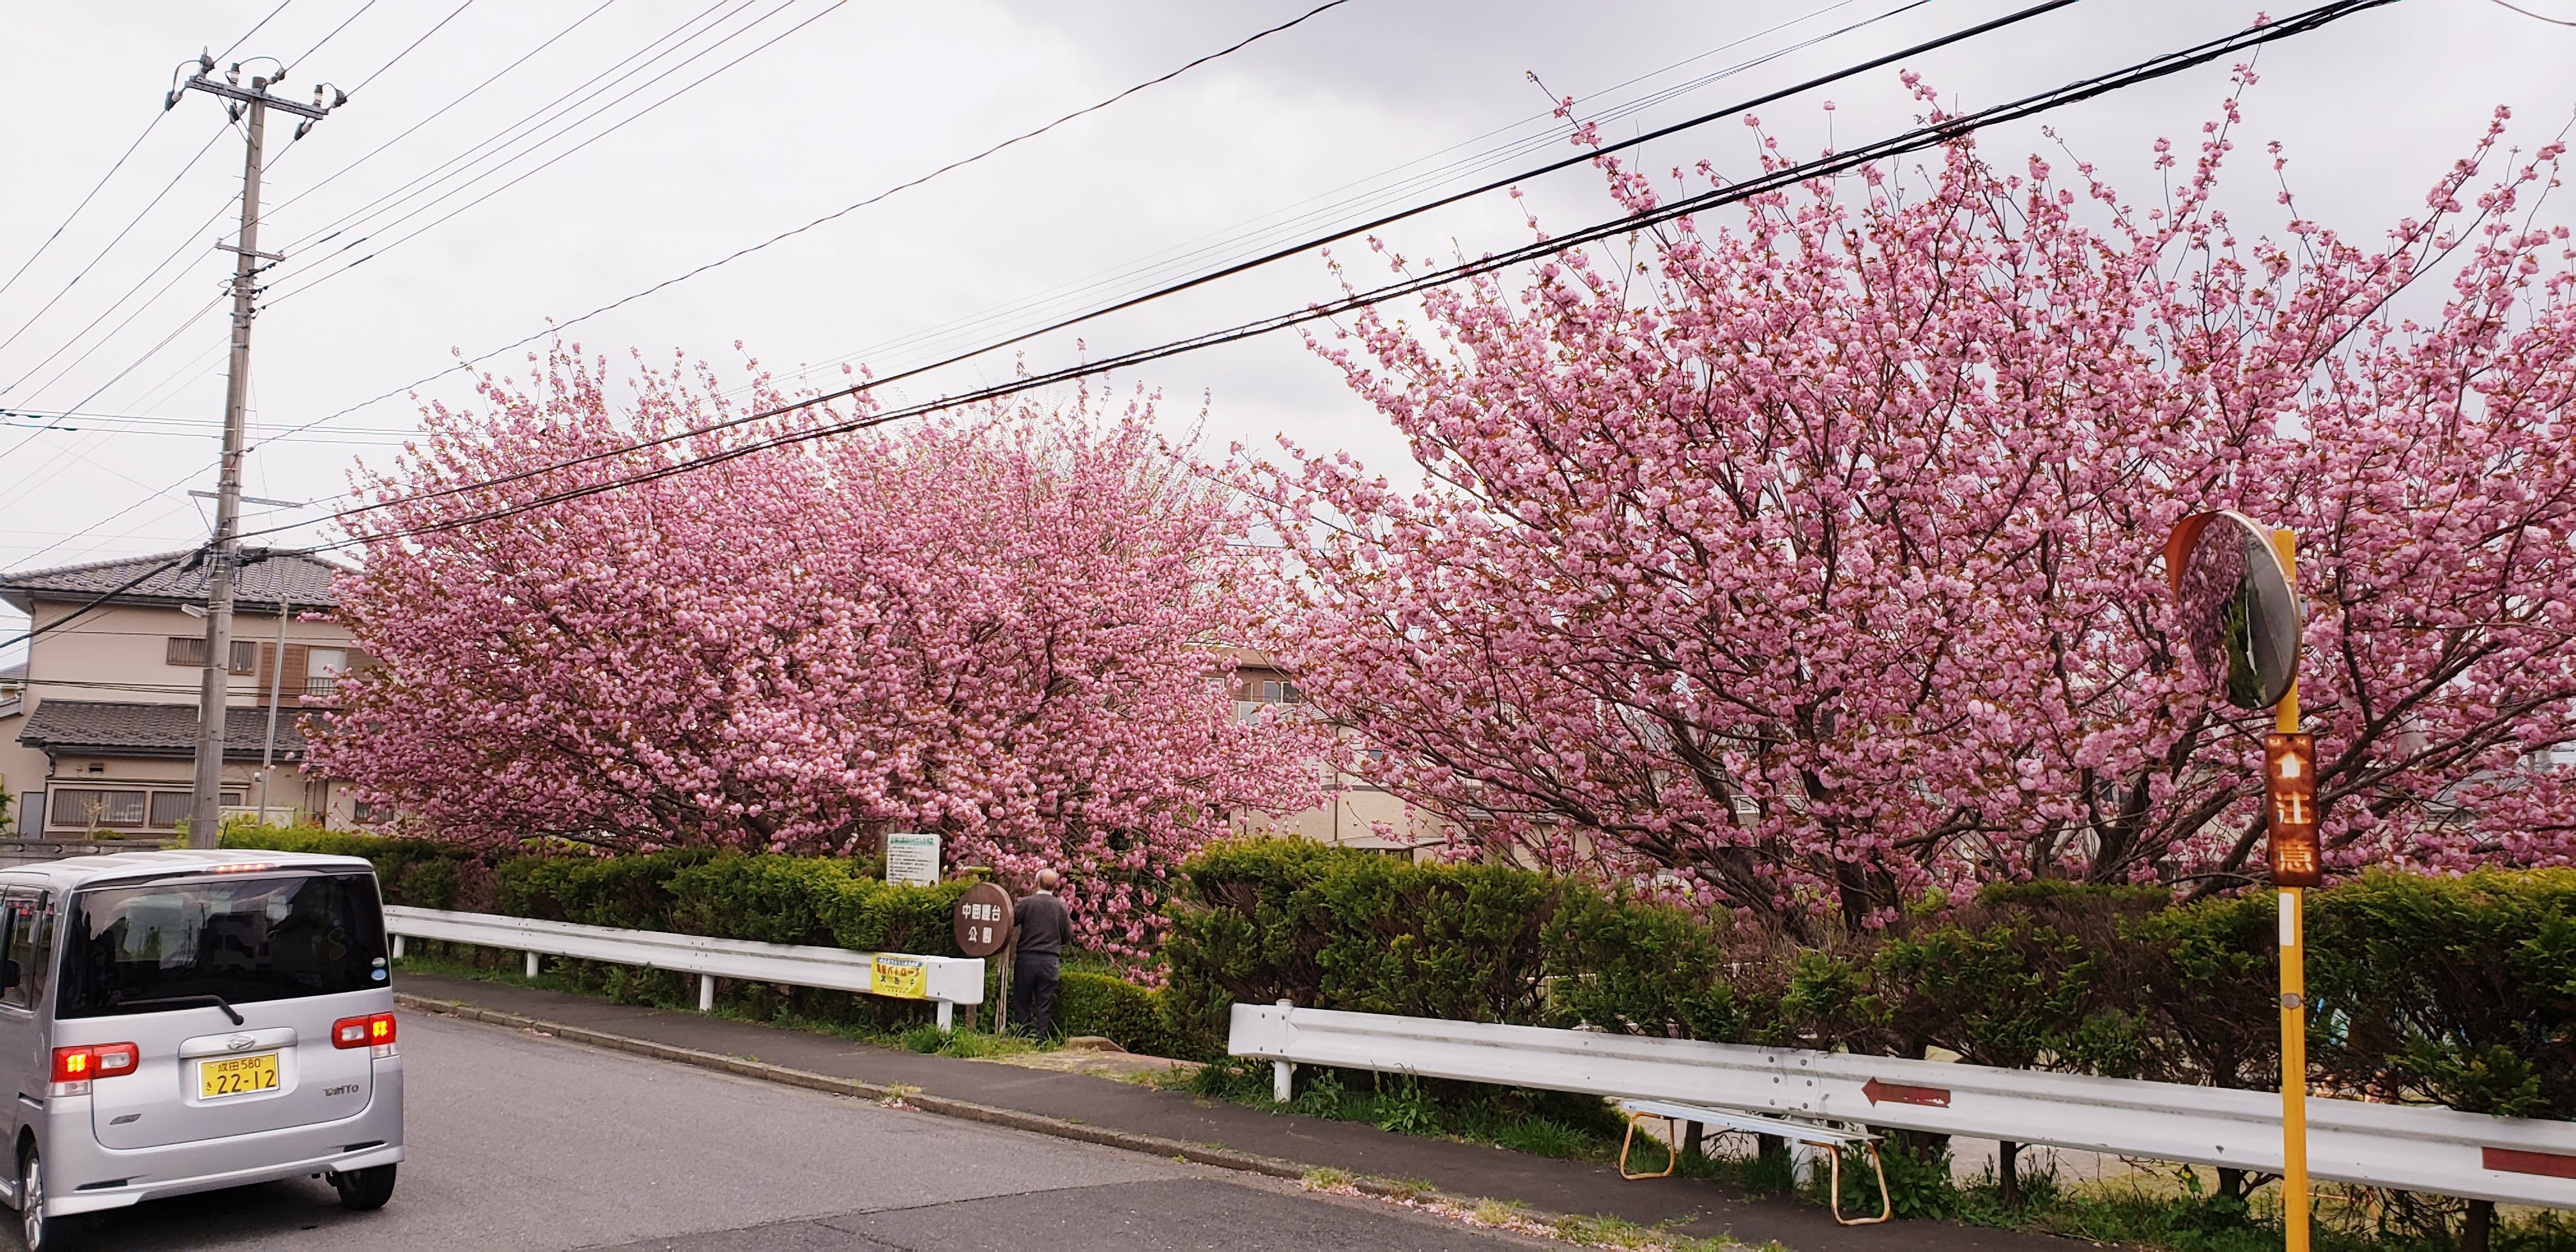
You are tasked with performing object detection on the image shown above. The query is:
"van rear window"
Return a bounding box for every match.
[56,873,388,1019]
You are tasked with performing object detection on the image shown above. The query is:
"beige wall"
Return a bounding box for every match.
[1235,782,1450,860]
[19,599,353,707]
[2,596,354,835]
[1226,665,1456,859]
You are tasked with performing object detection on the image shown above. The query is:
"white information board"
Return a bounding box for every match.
[885,832,940,887]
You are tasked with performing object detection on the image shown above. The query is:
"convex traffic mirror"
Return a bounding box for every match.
[2164,509,2301,710]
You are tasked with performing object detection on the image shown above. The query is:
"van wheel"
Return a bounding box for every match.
[20,1147,93,1251]
[330,1163,397,1211]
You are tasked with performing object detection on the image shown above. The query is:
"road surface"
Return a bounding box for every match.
[20,1012,1534,1250]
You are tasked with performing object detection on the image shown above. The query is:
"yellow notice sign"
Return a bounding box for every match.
[870,954,928,1000]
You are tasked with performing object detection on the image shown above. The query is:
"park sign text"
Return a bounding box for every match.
[886,832,940,887]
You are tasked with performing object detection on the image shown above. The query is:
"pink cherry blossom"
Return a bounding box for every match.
[316,352,1321,961]
[1243,83,2576,935]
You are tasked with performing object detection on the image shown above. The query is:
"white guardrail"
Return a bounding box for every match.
[385,905,984,1032]
[1229,1003,2576,1209]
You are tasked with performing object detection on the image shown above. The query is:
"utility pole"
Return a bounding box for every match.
[172,52,340,848]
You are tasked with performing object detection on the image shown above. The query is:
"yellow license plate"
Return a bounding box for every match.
[199,1053,280,1099]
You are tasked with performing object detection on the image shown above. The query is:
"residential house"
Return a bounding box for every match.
[0,550,371,838]
[1224,650,1452,858]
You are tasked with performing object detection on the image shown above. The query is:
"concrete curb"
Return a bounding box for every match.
[395,992,1365,1192]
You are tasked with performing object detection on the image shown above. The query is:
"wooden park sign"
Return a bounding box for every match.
[953,882,1013,958]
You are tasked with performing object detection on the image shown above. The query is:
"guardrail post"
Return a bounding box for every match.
[390,935,404,960]
[1273,998,1295,1103]
[525,951,540,979]
[936,1000,954,1034]
[698,973,716,1013]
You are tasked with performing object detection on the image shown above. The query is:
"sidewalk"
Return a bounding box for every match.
[393,972,2079,1251]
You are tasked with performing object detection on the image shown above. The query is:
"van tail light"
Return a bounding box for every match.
[333,1012,397,1057]
[50,1042,139,1095]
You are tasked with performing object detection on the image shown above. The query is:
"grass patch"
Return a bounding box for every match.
[1189,1055,1627,1161]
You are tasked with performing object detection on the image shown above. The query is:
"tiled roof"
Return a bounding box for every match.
[17,699,310,761]
[0,549,343,613]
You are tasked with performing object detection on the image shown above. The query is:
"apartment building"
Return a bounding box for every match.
[1,550,369,837]
[1224,650,1452,858]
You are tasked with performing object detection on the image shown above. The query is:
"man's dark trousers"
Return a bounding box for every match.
[1011,952,1061,1038]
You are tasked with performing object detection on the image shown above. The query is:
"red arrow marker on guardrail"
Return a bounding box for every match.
[2485,1147,2576,1179]
[1861,1078,1951,1108]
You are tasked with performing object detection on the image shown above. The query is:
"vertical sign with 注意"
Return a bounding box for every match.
[2163,512,2315,1252]
[885,832,940,887]
[2266,733,2322,888]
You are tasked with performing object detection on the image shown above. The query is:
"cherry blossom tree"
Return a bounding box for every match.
[1245,79,2576,933]
[317,352,1319,957]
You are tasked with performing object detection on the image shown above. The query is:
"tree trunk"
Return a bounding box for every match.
[1681,1121,1703,1163]
[2216,1166,2249,1203]
[1757,1133,1790,1190]
[2461,1198,2494,1252]
[1998,1140,2022,1207]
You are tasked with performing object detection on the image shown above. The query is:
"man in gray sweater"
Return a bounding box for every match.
[1011,869,1073,1038]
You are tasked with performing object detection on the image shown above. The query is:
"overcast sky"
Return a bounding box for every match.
[4,0,2573,654]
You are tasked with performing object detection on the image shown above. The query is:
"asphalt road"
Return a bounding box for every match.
[24,1013,1537,1251]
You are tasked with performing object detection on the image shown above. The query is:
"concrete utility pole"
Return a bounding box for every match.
[173,53,340,847]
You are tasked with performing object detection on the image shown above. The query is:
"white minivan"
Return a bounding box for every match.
[0,849,405,1249]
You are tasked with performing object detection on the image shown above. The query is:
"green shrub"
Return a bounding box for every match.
[1163,839,1558,1052]
[1052,970,1195,1057]
[222,823,484,909]
[1540,887,1756,1041]
[2307,869,2576,1118]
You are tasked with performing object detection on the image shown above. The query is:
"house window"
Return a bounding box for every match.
[142,791,241,830]
[167,637,257,673]
[304,647,349,699]
[50,788,147,829]
[1259,680,1303,704]
[351,799,394,825]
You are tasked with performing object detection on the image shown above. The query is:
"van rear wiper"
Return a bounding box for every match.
[112,995,244,1025]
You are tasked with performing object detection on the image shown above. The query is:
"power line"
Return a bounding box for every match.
[17,0,1908,570]
[2487,0,2576,23]
[349,0,476,95]
[259,0,614,225]
[0,0,308,359]
[291,0,1922,437]
[0,124,231,363]
[266,0,2101,524]
[737,0,1933,404]
[265,0,848,299]
[217,1,297,63]
[279,0,2402,554]
[279,0,378,76]
[0,552,198,650]
[0,2,499,478]
[0,112,174,301]
[312,0,1360,392]
[261,0,762,261]
[0,291,231,471]
[0,3,790,565]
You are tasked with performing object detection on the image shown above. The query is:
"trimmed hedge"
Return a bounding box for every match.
[1162,839,2576,1120]
[224,827,977,1032]
[218,825,484,910]
[1052,970,1193,1058]
[228,825,2569,1118]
